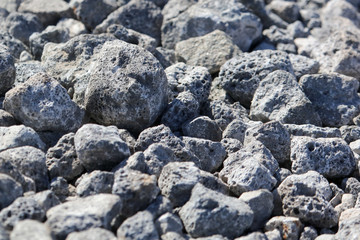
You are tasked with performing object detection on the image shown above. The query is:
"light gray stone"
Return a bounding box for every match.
[141,143,175,178]
[300,226,318,240]
[288,53,319,79]
[49,177,73,202]
[65,227,116,240]
[155,212,183,235]
[335,208,360,239]
[32,190,61,212]
[341,177,360,196]
[267,0,300,23]
[179,183,253,239]
[182,116,222,142]
[264,216,303,240]
[10,220,52,240]
[0,158,34,193]
[75,170,114,197]
[14,61,46,86]
[222,119,257,144]
[0,44,15,96]
[56,18,88,38]
[340,125,360,143]
[284,124,341,139]
[262,26,296,53]
[0,174,23,211]
[220,138,243,155]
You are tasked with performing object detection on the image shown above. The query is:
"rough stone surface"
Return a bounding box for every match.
[284,124,341,139]
[0,173,23,210]
[179,183,253,239]
[84,40,168,133]
[0,31,28,60]
[14,61,46,86]
[155,212,183,235]
[336,208,360,239]
[75,170,114,197]
[288,53,319,79]
[10,219,52,240]
[250,70,321,126]
[299,73,360,127]
[0,109,17,127]
[66,227,116,240]
[264,216,303,240]
[0,44,15,96]
[290,136,356,178]
[4,73,84,132]
[74,124,130,171]
[182,116,222,142]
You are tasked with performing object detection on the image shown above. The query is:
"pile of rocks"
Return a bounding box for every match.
[0,0,360,239]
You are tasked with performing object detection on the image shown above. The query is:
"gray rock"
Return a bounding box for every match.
[181,137,226,173]
[179,183,253,239]
[118,129,137,154]
[222,119,255,144]
[220,138,243,155]
[10,219,52,240]
[41,34,117,106]
[18,50,32,62]
[142,143,175,178]
[84,40,168,133]
[29,25,70,60]
[165,63,211,105]
[182,116,222,142]
[135,124,200,165]
[334,194,355,215]
[46,133,83,181]
[161,92,199,132]
[14,61,46,86]
[158,162,228,207]
[250,70,321,125]
[49,177,73,202]
[117,210,159,240]
[146,195,173,220]
[300,226,318,240]
[155,212,183,235]
[161,0,262,51]
[70,0,118,30]
[299,73,360,127]
[161,232,188,240]
[0,110,17,126]
[235,232,268,240]
[267,0,300,23]
[94,0,163,45]
[0,0,19,12]
[75,170,114,197]
[32,190,61,212]
[18,0,73,26]
[0,45,15,96]
[46,194,121,240]
[0,196,45,230]
[277,171,338,228]
[335,208,360,239]
[287,21,309,39]
[340,125,360,143]
[284,124,341,139]
[239,189,273,231]
[0,173,23,210]
[4,73,84,132]
[175,30,241,74]
[0,31,28,59]
[4,12,43,45]
[219,50,293,108]
[264,216,303,240]
[112,168,159,217]
[74,124,130,171]
[56,18,88,39]
[66,227,116,240]
[342,177,360,196]
[0,125,45,152]
[288,53,319,79]
[153,47,175,69]
[262,26,296,53]
[290,136,356,178]
[244,121,291,164]
[0,146,49,191]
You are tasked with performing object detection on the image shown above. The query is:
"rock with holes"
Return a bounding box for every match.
[0,44,15,96]
[221,138,243,155]
[277,171,338,228]
[0,146,49,191]
[142,143,176,178]
[75,170,114,197]
[264,216,303,240]
[336,208,360,239]
[0,31,28,60]
[290,136,356,178]
[222,119,257,144]
[299,73,360,127]
[340,125,360,143]
[10,219,52,240]
[219,50,293,107]
[182,116,222,142]
[179,183,253,239]
[284,124,341,139]
[66,228,117,240]
[262,25,296,53]
[84,40,168,133]
[181,136,226,172]
[74,124,130,171]
[165,62,212,104]
[0,174,23,210]
[14,61,46,86]
[158,162,228,207]
[3,73,84,132]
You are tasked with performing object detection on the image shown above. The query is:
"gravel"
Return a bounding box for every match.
[1,0,360,239]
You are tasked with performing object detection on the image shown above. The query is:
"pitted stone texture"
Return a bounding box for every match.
[32,190,61,212]
[340,125,360,144]
[75,170,114,197]
[41,34,117,106]
[0,31,28,60]
[10,219,52,240]
[267,0,300,23]
[0,125,45,152]
[277,171,338,228]
[70,0,118,30]
[244,121,291,164]
[165,63,211,104]
[299,226,318,240]
[84,40,168,133]
[0,44,15,96]
[179,183,253,239]
[262,25,296,53]
[155,212,183,235]
[158,162,228,207]
[94,0,163,44]
[182,116,222,142]
[117,211,159,240]
[175,30,241,74]
[342,177,360,196]
[141,143,175,178]
[0,146,49,191]
[264,216,303,240]
[0,173,23,210]
[299,73,360,127]
[145,195,173,220]
[0,196,45,230]
[49,177,73,202]
[222,119,253,144]
[74,124,130,171]
[14,61,46,86]
[219,50,293,107]
[290,136,356,178]
[4,73,84,132]
[161,92,199,132]
[0,110,17,127]
[161,0,262,51]
[66,228,116,240]
[112,168,159,217]
[336,208,360,239]
[46,194,121,240]
[288,53,319,79]
[285,124,341,139]
[46,133,83,181]
[135,124,200,165]
[250,70,321,125]
[182,136,226,173]
[221,138,243,155]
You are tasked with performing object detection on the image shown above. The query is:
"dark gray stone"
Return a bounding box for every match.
[342,177,360,196]
[0,44,15,96]
[0,109,17,127]
[0,30,28,59]
[145,195,173,220]
[153,47,175,69]
[262,26,296,53]
[179,183,253,239]
[222,119,257,144]
[340,125,360,143]
[0,173,23,211]
[299,226,318,240]
[74,124,130,171]
[75,170,114,197]
[49,177,72,202]
[267,0,300,23]
[182,116,222,142]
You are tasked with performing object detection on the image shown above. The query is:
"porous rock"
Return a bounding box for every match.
[0,44,15,96]
[0,173,23,210]
[182,116,222,142]
[264,216,303,240]
[284,124,341,139]
[75,170,114,197]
